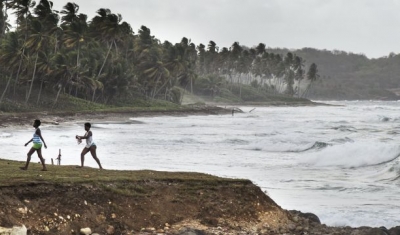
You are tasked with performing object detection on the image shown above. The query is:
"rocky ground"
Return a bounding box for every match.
[0,177,399,235]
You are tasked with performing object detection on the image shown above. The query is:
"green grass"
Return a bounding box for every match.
[0,158,249,188]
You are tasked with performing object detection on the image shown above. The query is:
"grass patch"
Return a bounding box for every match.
[0,158,248,187]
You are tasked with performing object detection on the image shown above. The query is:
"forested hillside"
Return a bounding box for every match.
[0,0,320,112]
[266,48,400,100]
[0,0,397,112]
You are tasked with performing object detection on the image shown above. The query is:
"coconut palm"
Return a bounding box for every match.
[60,2,79,25]
[0,0,11,38]
[303,63,319,97]
[24,19,47,104]
[255,43,266,55]
[7,0,35,94]
[89,8,132,101]
[7,0,35,29]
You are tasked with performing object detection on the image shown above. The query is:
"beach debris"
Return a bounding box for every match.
[106,225,115,234]
[0,225,27,235]
[79,227,92,235]
[17,207,28,214]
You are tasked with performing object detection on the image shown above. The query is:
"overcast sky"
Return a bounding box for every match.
[49,0,400,59]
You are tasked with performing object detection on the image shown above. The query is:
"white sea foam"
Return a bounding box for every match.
[299,142,400,168]
[0,132,11,138]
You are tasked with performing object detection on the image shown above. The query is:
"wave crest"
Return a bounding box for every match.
[299,142,400,168]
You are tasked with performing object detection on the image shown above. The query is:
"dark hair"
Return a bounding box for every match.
[84,122,91,128]
[34,119,41,126]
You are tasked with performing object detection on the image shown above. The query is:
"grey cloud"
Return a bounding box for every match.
[50,0,400,58]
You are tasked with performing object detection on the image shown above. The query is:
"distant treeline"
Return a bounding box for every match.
[265,48,400,100]
[0,0,319,107]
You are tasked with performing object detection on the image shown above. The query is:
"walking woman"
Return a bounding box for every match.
[20,119,48,171]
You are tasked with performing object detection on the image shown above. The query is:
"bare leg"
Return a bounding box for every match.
[90,146,103,169]
[20,148,35,170]
[36,148,47,171]
[79,148,90,167]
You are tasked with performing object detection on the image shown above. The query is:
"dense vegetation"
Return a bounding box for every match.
[0,0,318,112]
[266,48,400,100]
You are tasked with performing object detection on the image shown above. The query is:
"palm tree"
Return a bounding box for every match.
[89,8,132,101]
[7,0,35,94]
[196,43,206,75]
[7,0,35,29]
[303,63,319,97]
[64,14,87,60]
[47,52,71,106]
[24,19,46,104]
[60,2,79,25]
[0,32,24,103]
[26,0,59,104]
[0,0,11,38]
[255,43,266,55]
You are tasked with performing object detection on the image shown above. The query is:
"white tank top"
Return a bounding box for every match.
[85,131,95,148]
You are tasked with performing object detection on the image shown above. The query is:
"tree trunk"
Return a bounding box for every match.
[0,73,13,104]
[190,76,193,94]
[297,79,301,98]
[97,41,113,77]
[36,78,44,105]
[91,88,96,102]
[154,76,172,99]
[152,73,162,99]
[53,84,62,108]
[13,47,25,95]
[25,52,39,104]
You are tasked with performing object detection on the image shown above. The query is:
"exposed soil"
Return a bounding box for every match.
[0,179,288,234]
[0,179,397,235]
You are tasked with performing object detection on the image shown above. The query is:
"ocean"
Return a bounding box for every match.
[1,100,400,228]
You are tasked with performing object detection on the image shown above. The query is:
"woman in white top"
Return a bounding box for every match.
[76,122,103,169]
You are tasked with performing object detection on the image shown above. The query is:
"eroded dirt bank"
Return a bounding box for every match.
[1,179,397,235]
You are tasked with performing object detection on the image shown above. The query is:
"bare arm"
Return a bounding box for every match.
[76,131,92,140]
[25,138,33,146]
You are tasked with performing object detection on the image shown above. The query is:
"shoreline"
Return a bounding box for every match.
[0,101,336,128]
[0,104,231,128]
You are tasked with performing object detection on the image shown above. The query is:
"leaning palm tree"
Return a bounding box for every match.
[60,2,79,26]
[303,63,319,98]
[62,13,89,95]
[89,8,132,101]
[7,0,36,29]
[24,19,46,104]
[0,0,11,38]
[7,0,36,94]
[0,32,24,104]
